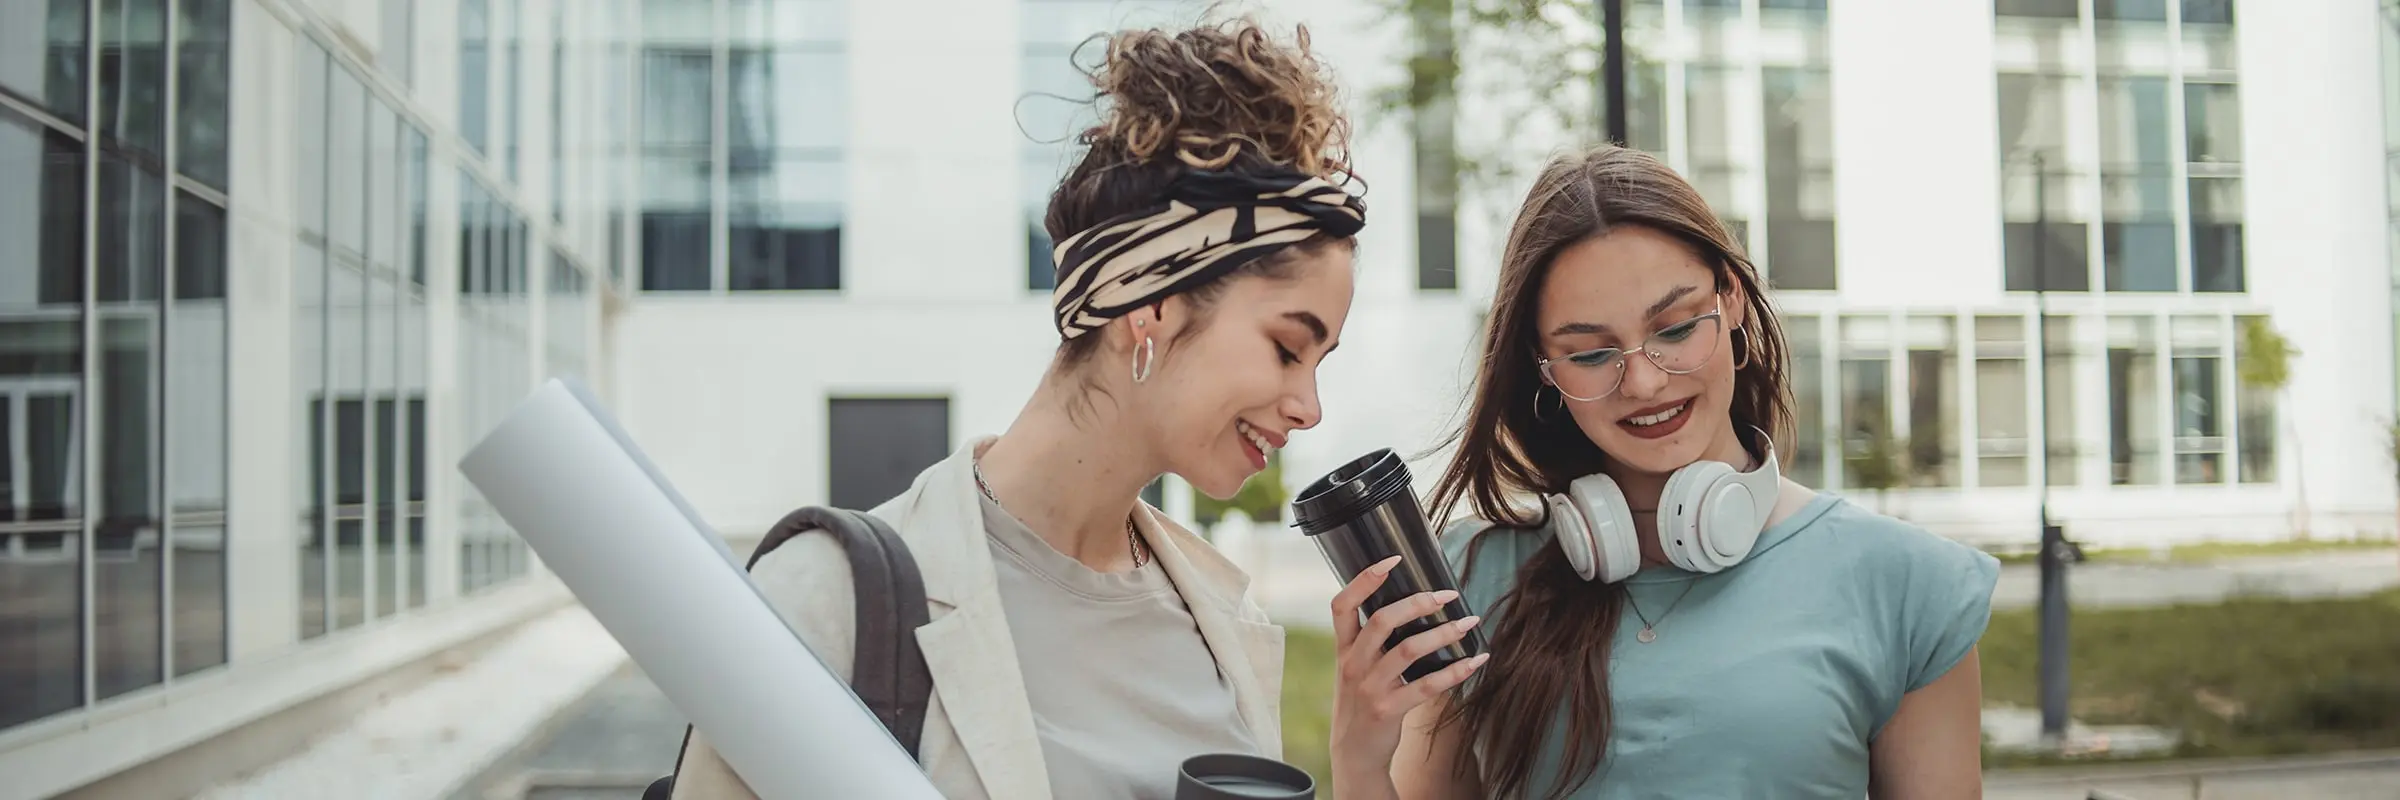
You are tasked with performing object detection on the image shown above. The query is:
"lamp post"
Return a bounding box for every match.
[1601,0,1627,145]
[2029,150,2077,744]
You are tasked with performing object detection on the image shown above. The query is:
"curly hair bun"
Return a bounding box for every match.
[1083,15,1352,181]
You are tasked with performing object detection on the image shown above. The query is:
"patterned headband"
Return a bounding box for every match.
[1050,169,1368,340]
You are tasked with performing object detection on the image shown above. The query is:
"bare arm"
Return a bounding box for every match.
[1868,646,1985,800]
[1388,694,1481,800]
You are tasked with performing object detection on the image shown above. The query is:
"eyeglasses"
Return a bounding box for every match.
[1536,298,1727,402]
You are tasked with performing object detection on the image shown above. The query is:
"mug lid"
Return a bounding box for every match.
[1176,753,1315,800]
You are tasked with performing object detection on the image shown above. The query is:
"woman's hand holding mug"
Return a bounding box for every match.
[1326,555,1490,800]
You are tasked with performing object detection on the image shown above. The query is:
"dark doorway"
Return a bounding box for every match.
[828,397,951,510]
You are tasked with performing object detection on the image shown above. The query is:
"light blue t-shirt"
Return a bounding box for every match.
[1440,490,2001,799]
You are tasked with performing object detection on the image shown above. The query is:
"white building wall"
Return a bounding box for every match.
[613,0,2400,554]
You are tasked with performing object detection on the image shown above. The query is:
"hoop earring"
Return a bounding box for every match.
[1730,325,1753,370]
[1132,336,1156,384]
[1532,384,1561,421]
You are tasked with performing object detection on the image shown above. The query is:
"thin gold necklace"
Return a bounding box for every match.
[973,458,1148,568]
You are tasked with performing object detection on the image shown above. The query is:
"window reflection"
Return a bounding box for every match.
[0,105,88,730]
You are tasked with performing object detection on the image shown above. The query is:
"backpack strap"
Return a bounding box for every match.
[652,507,932,798]
[762,507,933,756]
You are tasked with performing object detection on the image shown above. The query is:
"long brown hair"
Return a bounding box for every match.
[1424,145,1792,798]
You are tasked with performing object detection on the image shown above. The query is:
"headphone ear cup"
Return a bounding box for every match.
[1546,491,1600,582]
[1658,461,1734,573]
[1551,473,1639,583]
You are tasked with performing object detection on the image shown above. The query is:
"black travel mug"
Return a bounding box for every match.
[1291,448,1488,683]
[1175,753,1315,800]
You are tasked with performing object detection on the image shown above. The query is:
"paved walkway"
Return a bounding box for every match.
[193,606,630,800]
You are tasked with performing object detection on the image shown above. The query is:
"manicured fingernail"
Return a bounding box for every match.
[1469,653,1492,668]
[1433,589,1460,604]
[1457,615,1483,631]
[1373,556,1403,575]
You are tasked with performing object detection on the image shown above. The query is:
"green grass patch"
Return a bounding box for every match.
[1281,626,1339,793]
[1979,589,2400,765]
[1282,592,2400,780]
[1988,538,2397,567]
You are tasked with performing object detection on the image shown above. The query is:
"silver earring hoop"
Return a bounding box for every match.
[1132,336,1156,384]
[1730,324,1754,370]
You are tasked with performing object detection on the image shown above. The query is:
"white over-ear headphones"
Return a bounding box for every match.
[1542,427,1782,583]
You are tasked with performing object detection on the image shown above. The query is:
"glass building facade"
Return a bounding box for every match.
[0,0,624,765]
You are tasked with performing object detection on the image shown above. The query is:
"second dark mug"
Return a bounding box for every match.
[1291,448,1488,682]
[1175,753,1315,800]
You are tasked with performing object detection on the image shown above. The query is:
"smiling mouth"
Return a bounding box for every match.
[1624,400,1689,428]
[1236,419,1280,469]
[1616,398,1695,440]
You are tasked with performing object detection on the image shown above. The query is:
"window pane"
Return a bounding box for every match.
[640,48,714,291]
[2170,315,2224,484]
[1838,316,1891,492]
[2107,315,2161,485]
[460,0,489,156]
[296,236,327,640]
[2186,83,2242,168]
[500,0,521,181]
[97,0,169,159]
[94,153,167,702]
[369,100,398,273]
[1787,316,1825,488]
[2044,316,2078,486]
[727,155,842,291]
[2189,176,2245,292]
[1997,0,2078,18]
[726,45,844,292]
[406,127,428,287]
[176,0,231,189]
[1999,73,2089,292]
[2098,77,2175,292]
[1905,317,1959,488]
[1412,0,1458,292]
[170,191,227,676]
[330,69,367,261]
[297,42,328,238]
[2182,1,2237,73]
[0,107,88,729]
[372,275,397,619]
[97,155,167,303]
[1763,67,1836,291]
[1975,316,2029,487]
[330,268,367,631]
[0,0,90,124]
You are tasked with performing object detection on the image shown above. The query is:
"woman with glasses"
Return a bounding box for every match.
[1320,145,1998,799]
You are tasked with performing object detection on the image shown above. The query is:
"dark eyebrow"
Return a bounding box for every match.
[1544,285,1703,339]
[1285,311,1329,344]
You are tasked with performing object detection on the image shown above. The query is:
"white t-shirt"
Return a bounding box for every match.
[978,494,1260,799]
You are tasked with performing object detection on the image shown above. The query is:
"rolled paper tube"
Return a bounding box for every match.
[460,377,944,800]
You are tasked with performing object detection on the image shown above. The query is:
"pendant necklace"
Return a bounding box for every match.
[1627,581,1697,644]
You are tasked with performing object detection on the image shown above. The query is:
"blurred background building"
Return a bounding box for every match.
[0,0,2394,796]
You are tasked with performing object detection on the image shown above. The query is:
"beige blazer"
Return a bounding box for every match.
[671,436,1288,800]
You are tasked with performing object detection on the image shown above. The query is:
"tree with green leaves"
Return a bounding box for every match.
[2237,317,2301,538]
[1844,417,1907,517]
[1366,0,1616,220]
[1194,452,1290,528]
